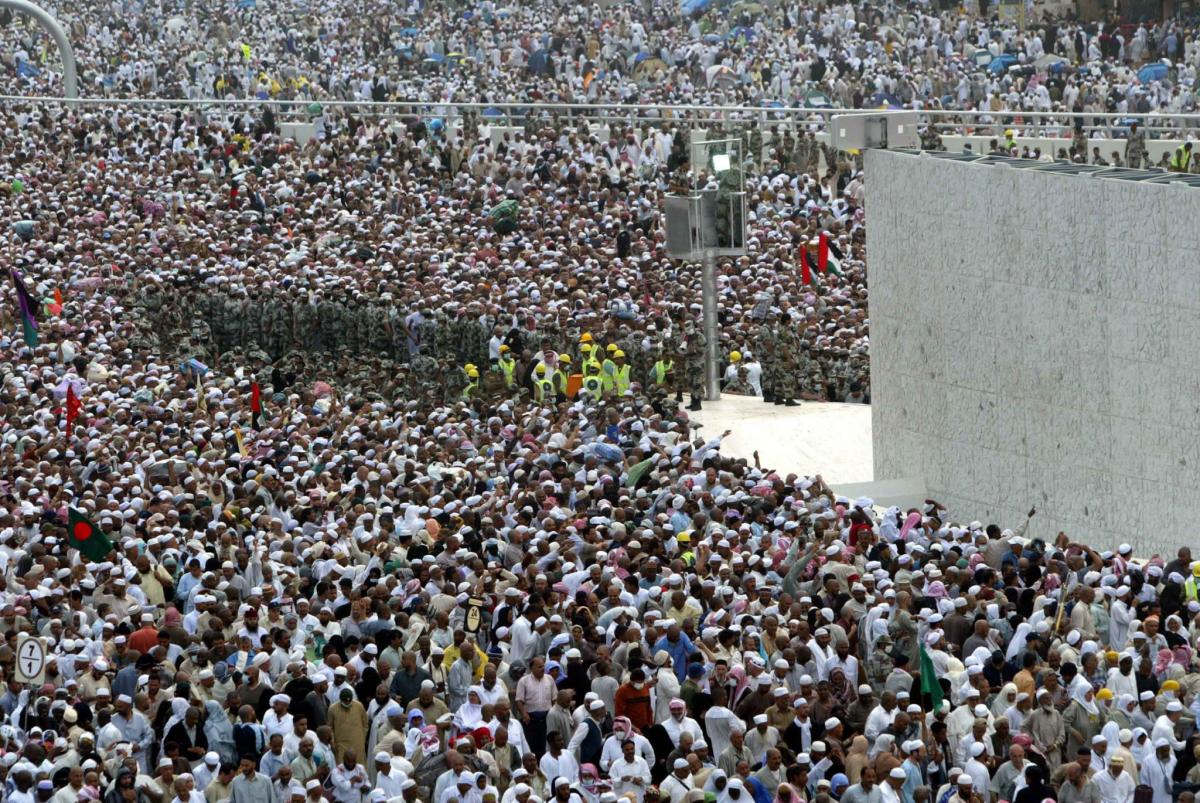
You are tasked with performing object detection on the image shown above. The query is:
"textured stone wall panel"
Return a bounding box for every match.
[867,150,1190,557]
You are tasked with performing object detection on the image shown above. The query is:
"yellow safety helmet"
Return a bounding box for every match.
[580,333,593,343]
[535,365,547,376]
[559,354,572,364]
[606,343,619,353]
[499,344,510,353]
[1005,129,1015,138]
[730,350,742,363]
[464,363,476,372]
[581,343,593,354]
[614,350,625,358]
[466,367,479,378]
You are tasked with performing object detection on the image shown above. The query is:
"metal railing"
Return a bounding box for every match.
[1,94,1199,140]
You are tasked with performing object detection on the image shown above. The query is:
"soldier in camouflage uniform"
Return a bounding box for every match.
[295,297,320,353]
[318,294,342,354]
[806,133,822,177]
[781,128,796,171]
[442,360,467,405]
[409,352,439,403]
[775,321,801,407]
[681,320,706,411]
[919,125,944,152]
[1125,122,1147,169]
[746,124,763,173]
[1071,125,1088,161]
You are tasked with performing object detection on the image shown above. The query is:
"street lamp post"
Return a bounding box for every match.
[2,0,78,99]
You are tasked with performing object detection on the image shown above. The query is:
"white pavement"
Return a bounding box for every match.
[689,394,874,484]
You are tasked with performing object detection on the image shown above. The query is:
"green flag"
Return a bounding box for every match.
[67,508,115,562]
[626,457,655,488]
[919,642,943,711]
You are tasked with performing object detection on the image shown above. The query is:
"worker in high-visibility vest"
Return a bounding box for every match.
[1172,141,1194,171]
[613,350,631,395]
[601,343,619,393]
[1186,562,1200,603]
[497,345,516,387]
[533,364,556,402]
[462,364,479,399]
[553,354,571,398]
[677,531,696,567]
[651,355,674,386]
[582,343,603,394]
[577,332,594,365]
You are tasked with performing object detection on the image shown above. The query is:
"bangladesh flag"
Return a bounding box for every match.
[919,642,944,711]
[67,509,115,562]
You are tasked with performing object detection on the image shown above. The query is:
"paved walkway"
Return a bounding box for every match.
[690,395,874,484]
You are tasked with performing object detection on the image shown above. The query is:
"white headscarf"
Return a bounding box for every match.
[1071,683,1099,716]
[160,698,192,756]
[1006,623,1033,661]
[992,683,1018,717]
[453,686,486,732]
[870,733,896,760]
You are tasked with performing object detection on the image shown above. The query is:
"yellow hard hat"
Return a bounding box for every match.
[606,343,619,353]
[535,365,546,375]
[730,350,742,362]
[581,343,593,354]
[499,344,510,353]
[677,531,691,543]
[464,363,476,371]
[614,350,625,358]
[1193,561,1200,577]
[580,333,593,343]
[1005,129,1015,138]
[559,354,572,364]
[466,367,479,378]
[1096,688,1113,701]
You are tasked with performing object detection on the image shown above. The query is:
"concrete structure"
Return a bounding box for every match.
[868,149,1198,556]
[690,395,873,484]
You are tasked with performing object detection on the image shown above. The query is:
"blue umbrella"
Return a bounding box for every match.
[528,49,550,75]
[703,33,722,43]
[987,53,1017,75]
[1138,62,1168,82]
[681,0,713,13]
[592,443,624,463]
[728,26,755,41]
[423,53,446,64]
[634,52,652,64]
[397,26,419,36]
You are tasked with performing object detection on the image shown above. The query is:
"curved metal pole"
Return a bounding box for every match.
[1,0,77,99]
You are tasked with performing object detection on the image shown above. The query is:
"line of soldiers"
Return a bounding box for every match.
[134,284,864,407]
[752,309,870,405]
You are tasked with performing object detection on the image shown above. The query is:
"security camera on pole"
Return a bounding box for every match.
[662,136,747,404]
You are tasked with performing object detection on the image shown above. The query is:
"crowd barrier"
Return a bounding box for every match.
[5,94,1200,145]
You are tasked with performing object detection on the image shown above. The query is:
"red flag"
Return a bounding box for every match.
[65,386,81,439]
[800,249,812,285]
[250,382,262,429]
[54,287,63,306]
[818,233,830,273]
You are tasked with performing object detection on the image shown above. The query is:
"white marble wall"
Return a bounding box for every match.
[867,150,1200,557]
